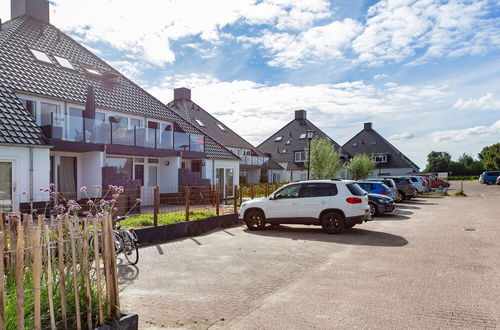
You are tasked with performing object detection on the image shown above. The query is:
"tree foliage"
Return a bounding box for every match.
[479,143,500,170]
[344,153,376,180]
[424,151,452,172]
[307,137,342,179]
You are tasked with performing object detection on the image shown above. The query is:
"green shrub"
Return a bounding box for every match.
[448,175,478,181]
[121,210,217,228]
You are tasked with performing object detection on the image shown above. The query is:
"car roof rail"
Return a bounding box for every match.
[330,178,342,181]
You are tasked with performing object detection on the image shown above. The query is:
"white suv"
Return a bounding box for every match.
[238,180,371,234]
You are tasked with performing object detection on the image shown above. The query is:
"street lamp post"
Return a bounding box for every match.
[306,129,315,179]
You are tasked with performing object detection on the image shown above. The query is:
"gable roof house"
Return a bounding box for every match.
[342,122,420,176]
[258,110,347,181]
[0,0,239,211]
[168,88,284,184]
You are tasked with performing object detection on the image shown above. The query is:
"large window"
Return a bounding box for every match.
[41,102,61,126]
[372,154,387,163]
[19,99,36,119]
[105,157,133,180]
[294,151,308,163]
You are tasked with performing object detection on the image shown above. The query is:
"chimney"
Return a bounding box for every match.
[174,87,191,101]
[11,0,50,24]
[295,110,306,120]
[364,122,373,130]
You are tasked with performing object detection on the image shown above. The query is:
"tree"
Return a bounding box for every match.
[479,143,500,170]
[448,153,484,176]
[344,153,376,180]
[424,151,451,172]
[307,137,342,179]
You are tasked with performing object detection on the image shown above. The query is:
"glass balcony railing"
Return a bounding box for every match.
[44,113,205,153]
[240,155,268,166]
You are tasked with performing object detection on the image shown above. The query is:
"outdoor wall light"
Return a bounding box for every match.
[165,161,170,166]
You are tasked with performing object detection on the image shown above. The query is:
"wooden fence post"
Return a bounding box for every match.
[265,183,269,196]
[15,220,24,330]
[57,216,68,330]
[102,216,112,320]
[239,185,243,205]
[215,186,220,216]
[43,224,56,330]
[82,219,93,330]
[68,216,82,330]
[185,186,190,222]
[0,232,4,330]
[153,186,159,227]
[250,184,255,199]
[234,185,238,213]
[92,217,104,326]
[33,224,42,330]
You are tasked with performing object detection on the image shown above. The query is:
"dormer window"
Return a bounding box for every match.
[275,136,282,142]
[370,140,377,145]
[83,66,102,77]
[281,149,287,154]
[352,142,358,147]
[217,123,225,130]
[299,133,307,139]
[285,140,291,145]
[195,119,205,127]
[29,49,52,64]
[54,55,75,70]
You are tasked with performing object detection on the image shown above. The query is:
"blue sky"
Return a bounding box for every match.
[1,0,499,168]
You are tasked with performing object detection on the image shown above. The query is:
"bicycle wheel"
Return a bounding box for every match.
[113,231,123,255]
[122,233,139,265]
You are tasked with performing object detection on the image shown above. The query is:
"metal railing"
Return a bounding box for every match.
[239,155,268,166]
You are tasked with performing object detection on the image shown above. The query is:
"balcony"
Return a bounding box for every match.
[42,113,205,153]
[240,155,268,166]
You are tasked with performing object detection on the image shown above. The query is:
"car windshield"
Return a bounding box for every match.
[273,184,301,199]
[381,183,390,191]
[346,183,366,196]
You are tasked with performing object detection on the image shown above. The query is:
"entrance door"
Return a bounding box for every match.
[0,162,13,212]
[58,156,77,199]
[225,168,234,197]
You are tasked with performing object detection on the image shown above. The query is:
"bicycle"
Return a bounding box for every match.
[90,215,139,265]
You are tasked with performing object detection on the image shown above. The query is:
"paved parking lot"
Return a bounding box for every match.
[120,182,500,329]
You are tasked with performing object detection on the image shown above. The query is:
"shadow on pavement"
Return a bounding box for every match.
[374,213,410,221]
[117,259,140,284]
[245,226,408,247]
[405,200,439,205]
[396,204,420,210]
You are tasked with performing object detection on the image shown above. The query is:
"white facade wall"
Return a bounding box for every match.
[81,151,104,195]
[247,168,261,183]
[202,159,240,186]
[0,145,51,210]
[159,156,180,193]
[369,167,417,177]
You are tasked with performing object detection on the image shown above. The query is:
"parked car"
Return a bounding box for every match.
[367,193,395,217]
[357,181,392,197]
[496,176,500,185]
[479,171,500,185]
[366,178,401,202]
[416,174,450,189]
[408,176,428,193]
[238,180,371,234]
[383,176,416,201]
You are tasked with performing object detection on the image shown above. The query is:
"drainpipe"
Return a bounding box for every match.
[29,146,34,202]
[212,159,215,185]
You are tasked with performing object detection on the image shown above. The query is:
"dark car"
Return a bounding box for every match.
[367,193,395,217]
[383,176,416,201]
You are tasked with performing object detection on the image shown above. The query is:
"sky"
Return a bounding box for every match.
[1,0,500,168]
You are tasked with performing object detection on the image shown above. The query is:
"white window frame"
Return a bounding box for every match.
[54,55,75,70]
[195,119,205,126]
[372,154,387,163]
[275,136,283,142]
[29,49,52,64]
[294,151,308,162]
[299,133,307,139]
[217,123,225,130]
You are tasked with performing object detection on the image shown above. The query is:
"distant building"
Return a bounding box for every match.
[342,122,420,176]
[168,88,284,184]
[258,110,346,181]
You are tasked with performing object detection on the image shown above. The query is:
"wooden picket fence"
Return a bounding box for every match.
[0,213,119,330]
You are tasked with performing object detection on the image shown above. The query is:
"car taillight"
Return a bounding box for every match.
[346,197,363,204]
[381,190,387,195]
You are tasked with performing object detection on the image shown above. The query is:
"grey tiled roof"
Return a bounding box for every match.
[0,85,46,145]
[169,98,283,170]
[0,16,236,159]
[342,125,420,170]
[258,115,344,171]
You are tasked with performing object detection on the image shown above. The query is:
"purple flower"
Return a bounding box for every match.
[87,200,94,205]
[49,183,55,188]
[113,207,118,212]
[80,186,87,192]
[136,198,141,203]
[93,185,102,189]
[112,194,119,199]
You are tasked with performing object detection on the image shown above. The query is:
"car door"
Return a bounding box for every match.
[297,183,337,223]
[266,183,302,222]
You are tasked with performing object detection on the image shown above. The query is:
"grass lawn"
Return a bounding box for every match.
[121,210,217,228]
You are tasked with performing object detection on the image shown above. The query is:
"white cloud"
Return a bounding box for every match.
[149,73,449,144]
[353,0,498,66]
[431,120,500,142]
[373,73,388,80]
[453,93,500,111]
[389,132,415,141]
[48,0,330,66]
[238,18,362,68]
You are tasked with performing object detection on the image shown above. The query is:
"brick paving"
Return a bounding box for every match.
[119,182,500,329]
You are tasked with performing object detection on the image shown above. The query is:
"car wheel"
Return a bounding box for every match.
[398,191,406,201]
[438,184,444,189]
[321,211,345,234]
[346,224,355,228]
[244,209,266,230]
[394,192,403,203]
[369,203,378,217]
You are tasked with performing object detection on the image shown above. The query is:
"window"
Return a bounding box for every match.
[372,154,387,163]
[352,142,358,147]
[410,177,418,182]
[134,158,145,163]
[370,140,377,145]
[110,115,128,128]
[147,158,159,164]
[346,183,366,196]
[299,133,307,139]
[148,166,158,187]
[130,118,142,128]
[105,157,133,180]
[301,183,338,198]
[41,103,62,126]
[84,67,102,76]
[285,140,291,145]
[217,123,225,130]
[95,112,105,122]
[358,183,375,191]
[281,149,287,154]
[54,55,75,70]
[274,136,282,142]
[273,184,301,199]
[294,151,308,162]
[195,119,205,126]
[29,49,52,63]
